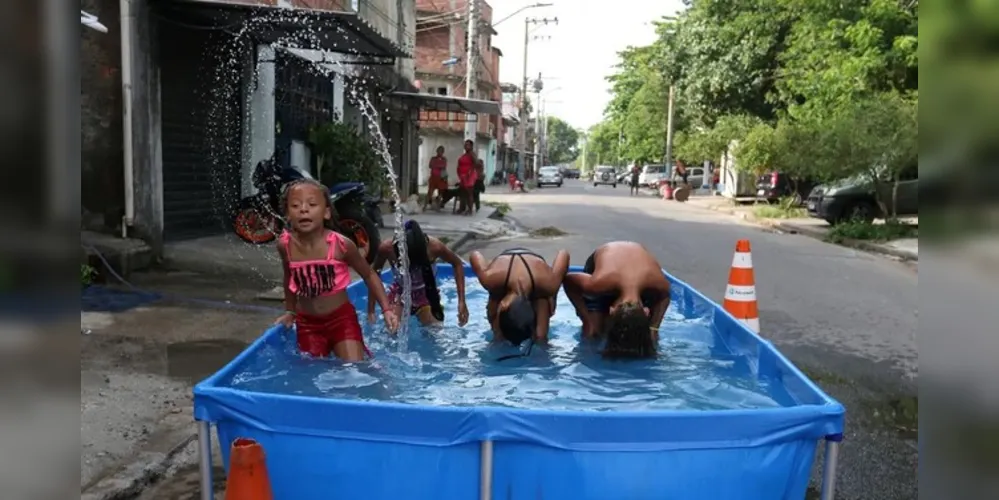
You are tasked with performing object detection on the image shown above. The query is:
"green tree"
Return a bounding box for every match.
[544,117,581,165]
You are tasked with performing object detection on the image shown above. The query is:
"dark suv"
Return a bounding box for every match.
[806,166,919,224]
[756,171,817,205]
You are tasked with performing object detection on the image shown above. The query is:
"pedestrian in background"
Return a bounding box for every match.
[424,146,448,211]
[474,159,486,212]
[629,163,641,196]
[457,139,477,215]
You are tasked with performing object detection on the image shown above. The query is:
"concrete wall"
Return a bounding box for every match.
[416,132,491,188]
[81,0,124,234]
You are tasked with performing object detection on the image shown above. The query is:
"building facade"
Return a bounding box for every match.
[412,0,503,187]
[81,0,417,254]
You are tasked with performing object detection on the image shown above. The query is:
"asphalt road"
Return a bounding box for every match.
[471,180,918,500]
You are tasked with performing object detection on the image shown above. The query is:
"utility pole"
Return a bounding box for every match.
[664,84,675,172]
[519,16,558,175]
[463,0,479,142]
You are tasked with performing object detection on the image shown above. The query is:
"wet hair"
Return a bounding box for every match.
[394,220,444,321]
[496,295,537,361]
[602,302,656,359]
[280,178,338,231]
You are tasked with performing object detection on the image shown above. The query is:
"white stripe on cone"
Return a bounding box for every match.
[730,251,753,269]
[724,284,757,301]
[738,317,761,333]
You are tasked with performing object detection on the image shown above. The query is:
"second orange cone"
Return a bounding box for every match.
[224,438,273,500]
[723,240,761,333]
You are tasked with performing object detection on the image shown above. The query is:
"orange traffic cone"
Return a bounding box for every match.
[723,240,761,333]
[224,438,273,500]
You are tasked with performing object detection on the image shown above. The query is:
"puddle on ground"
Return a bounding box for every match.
[167,340,248,382]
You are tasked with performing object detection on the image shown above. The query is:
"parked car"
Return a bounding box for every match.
[593,166,618,187]
[806,166,919,224]
[563,168,581,179]
[670,166,706,189]
[638,164,669,187]
[537,166,564,187]
[756,171,818,205]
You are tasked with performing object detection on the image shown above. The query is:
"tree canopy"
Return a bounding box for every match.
[586,0,918,201]
[544,116,581,165]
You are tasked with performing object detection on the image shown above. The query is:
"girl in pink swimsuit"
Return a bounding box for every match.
[273,179,399,361]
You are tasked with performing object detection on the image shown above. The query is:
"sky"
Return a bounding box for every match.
[489,0,684,131]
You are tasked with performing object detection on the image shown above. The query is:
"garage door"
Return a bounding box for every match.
[159,25,244,241]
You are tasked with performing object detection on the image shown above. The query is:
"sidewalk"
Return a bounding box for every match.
[682,195,920,261]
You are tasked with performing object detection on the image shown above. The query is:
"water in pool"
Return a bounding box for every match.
[224,277,787,411]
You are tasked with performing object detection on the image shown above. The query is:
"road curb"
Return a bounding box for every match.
[82,413,197,500]
[448,208,501,254]
[697,203,919,262]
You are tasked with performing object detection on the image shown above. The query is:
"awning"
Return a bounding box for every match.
[154,0,410,60]
[389,91,501,116]
[502,113,520,126]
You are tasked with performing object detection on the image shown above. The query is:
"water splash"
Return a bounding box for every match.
[198,8,412,343]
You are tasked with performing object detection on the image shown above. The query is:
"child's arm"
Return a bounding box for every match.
[431,238,466,304]
[342,238,397,329]
[536,249,570,298]
[366,242,390,319]
[275,243,296,325]
[432,238,469,325]
[647,281,672,341]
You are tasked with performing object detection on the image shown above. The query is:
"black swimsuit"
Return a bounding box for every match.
[492,248,544,301]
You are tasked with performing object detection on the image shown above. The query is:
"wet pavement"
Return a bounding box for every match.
[80,276,280,489]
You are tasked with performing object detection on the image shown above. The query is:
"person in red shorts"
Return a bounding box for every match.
[273,179,399,361]
[424,146,449,211]
[456,139,477,215]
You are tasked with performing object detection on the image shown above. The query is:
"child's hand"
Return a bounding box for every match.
[367,312,377,324]
[457,300,469,326]
[383,310,400,334]
[275,312,295,328]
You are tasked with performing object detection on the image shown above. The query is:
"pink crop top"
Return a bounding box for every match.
[280,231,352,298]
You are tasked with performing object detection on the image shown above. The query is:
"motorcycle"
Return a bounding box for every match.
[231,158,382,264]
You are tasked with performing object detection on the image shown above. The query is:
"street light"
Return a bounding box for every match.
[493,2,553,28]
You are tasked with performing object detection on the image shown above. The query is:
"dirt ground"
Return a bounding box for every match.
[80,267,283,490]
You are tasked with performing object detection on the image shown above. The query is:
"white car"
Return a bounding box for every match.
[638,164,668,187]
[537,166,563,187]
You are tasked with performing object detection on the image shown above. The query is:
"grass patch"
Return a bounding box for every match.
[529,226,568,238]
[438,236,452,246]
[752,196,806,219]
[484,201,512,216]
[753,204,807,219]
[81,264,97,286]
[825,219,918,244]
[865,395,918,440]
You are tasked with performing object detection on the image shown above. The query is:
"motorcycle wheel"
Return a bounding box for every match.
[336,204,381,265]
[232,207,279,244]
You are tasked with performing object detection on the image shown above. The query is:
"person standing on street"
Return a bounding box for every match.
[424,146,448,211]
[474,159,486,212]
[629,163,641,196]
[457,139,477,215]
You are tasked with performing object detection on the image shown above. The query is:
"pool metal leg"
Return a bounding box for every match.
[820,440,841,500]
[479,440,494,500]
[198,421,214,500]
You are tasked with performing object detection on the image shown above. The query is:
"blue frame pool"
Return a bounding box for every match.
[193,264,845,500]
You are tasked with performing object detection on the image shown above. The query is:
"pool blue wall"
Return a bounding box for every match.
[195,264,844,500]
